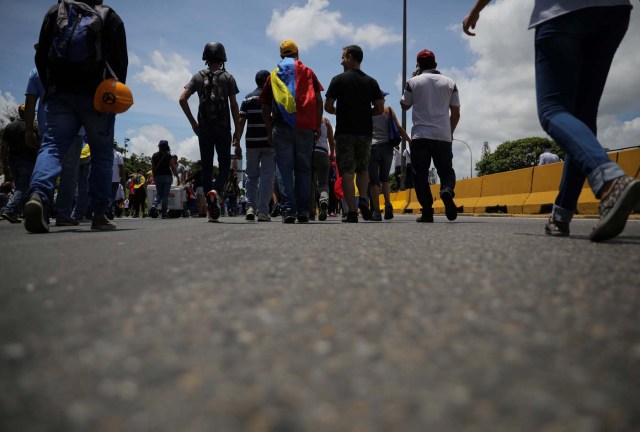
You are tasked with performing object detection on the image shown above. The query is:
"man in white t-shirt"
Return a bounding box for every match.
[538,147,560,165]
[109,145,125,219]
[401,49,461,223]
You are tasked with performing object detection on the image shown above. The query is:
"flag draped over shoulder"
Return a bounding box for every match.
[271,57,318,130]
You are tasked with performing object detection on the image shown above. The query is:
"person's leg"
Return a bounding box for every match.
[535,7,629,211]
[3,158,34,218]
[431,140,458,221]
[335,135,357,214]
[55,134,83,222]
[71,160,90,221]
[293,129,314,219]
[257,148,276,216]
[273,125,297,219]
[213,126,232,197]
[410,140,434,215]
[245,148,260,212]
[368,145,382,214]
[315,151,330,221]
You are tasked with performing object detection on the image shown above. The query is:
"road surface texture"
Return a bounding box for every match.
[1,215,639,432]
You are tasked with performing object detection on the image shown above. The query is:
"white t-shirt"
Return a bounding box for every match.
[315,122,330,152]
[529,0,631,28]
[112,151,124,182]
[401,70,460,142]
[403,147,411,165]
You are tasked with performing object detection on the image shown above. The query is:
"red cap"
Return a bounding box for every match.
[417,49,435,64]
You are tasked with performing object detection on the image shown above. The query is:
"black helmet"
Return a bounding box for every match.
[202,42,227,62]
[255,70,270,87]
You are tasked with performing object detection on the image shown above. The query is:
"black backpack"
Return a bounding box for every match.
[198,69,229,123]
[50,0,110,76]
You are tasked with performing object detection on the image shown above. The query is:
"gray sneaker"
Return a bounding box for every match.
[257,211,271,222]
[590,176,640,242]
[91,214,117,231]
[24,193,49,233]
[1,212,22,224]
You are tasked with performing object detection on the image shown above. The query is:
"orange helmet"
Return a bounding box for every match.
[94,79,133,114]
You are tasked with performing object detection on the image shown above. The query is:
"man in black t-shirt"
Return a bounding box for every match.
[325,45,384,223]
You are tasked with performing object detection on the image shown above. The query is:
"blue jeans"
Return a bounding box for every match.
[28,91,115,215]
[4,157,36,216]
[54,134,83,221]
[535,6,630,223]
[245,147,276,215]
[368,143,394,185]
[152,175,173,215]
[273,124,314,217]
[71,160,90,220]
[198,123,231,200]
[410,139,456,212]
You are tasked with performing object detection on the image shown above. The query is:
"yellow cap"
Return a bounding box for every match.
[279,39,299,56]
[93,78,134,114]
[18,104,25,113]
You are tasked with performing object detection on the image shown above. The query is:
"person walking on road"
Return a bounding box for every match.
[179,41,241,223]
[311,117,336,221]
[25,0,128,233]
[324,45,384,223]
[260,40,324,224]
[149,140,180,219]
[401,49,461,223]
[236,70,275,222]
[463,0,640,242]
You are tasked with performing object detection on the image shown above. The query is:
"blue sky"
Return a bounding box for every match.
[1,0,639,178]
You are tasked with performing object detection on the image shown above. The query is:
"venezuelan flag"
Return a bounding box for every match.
[271,57,320,130]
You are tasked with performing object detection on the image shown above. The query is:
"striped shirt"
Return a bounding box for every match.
[239,87,270,148]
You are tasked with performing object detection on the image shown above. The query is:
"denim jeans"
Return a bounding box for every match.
[199,122,231,201]
[152,175,173,215]
[273,124,314,217]
[71,160,90,220]
[28,91,115,215]
[4,157,36,216]
[245,147,276,215]
[410,139,456,212]
[54,134,83,221]
[535,6,630,223]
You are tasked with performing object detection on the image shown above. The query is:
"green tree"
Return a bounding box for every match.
[475,137,564,176]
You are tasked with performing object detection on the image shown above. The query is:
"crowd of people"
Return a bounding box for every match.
[1,0,639,243]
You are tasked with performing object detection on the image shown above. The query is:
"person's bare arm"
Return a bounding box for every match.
[450,105,461,137]
[24,94,39,150]
[324,97,336,115]
[463,0,492,36]
[178,89,198,135]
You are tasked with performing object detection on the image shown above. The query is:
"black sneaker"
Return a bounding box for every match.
[416,212,434,223]
[55,218,79,227]
[91,214,116,231]
[544,217,570,237]
[24,193,49,233]
[342,211,358,223]
[283,214,296,224]
[271,202,282,217]
[1,212,22,224]
[440,190,458,221]
[590,176,640,242]
[149,207,159,218]
[358,197,372,221]
[318,200,328,221]
[372,211,382,222]
[297,214,310,223]
[384,204,394,220]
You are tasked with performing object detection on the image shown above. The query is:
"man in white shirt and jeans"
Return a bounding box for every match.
[401,49,461,222]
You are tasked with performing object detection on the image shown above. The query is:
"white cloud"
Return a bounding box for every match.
[127,124,201,162]
[0,90,18,127]
[128,52,142,67]
[447,0,640,177]
[133,51,192,101]
[266,0,401,50]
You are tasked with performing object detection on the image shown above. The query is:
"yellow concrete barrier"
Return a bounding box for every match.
[389,190,408,213]
[434,177,483,214]
[523,162,563,214]
[405,188,421,212]
[617,147,640,178]
[473,168,533,214]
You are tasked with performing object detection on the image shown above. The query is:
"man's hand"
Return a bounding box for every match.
[463,0,491,36]
[25,130,39,150]
[190,121,199,135]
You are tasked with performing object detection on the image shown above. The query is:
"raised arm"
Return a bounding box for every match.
[463,0,492,36]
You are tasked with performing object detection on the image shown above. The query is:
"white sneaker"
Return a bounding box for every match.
[246,206,255,221]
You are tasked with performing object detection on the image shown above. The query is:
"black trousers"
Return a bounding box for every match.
[410,139,456,213]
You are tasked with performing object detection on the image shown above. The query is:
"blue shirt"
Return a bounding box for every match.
[25,68,46,137]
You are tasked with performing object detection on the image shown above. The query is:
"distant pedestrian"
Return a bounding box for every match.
[311,117,336,221]
[324,44,384,223]
[401,49,461,223]
[463,0,640,242]
[149,140,180,219]
[538,147,560,165]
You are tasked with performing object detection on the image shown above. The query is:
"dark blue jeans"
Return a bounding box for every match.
[410,139,456,213]
[198,123,231,201]
[535,6,630,223]
[4,157,35,216]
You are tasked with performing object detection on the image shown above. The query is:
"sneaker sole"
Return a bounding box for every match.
[24,200,49,233]
[91,224,117,231]
[590,179,640,242]
[319,201,328,221]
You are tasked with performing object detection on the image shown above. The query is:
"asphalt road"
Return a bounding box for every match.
[1,214,639,432]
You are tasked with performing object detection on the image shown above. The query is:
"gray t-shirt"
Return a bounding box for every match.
[529,0,631,28]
